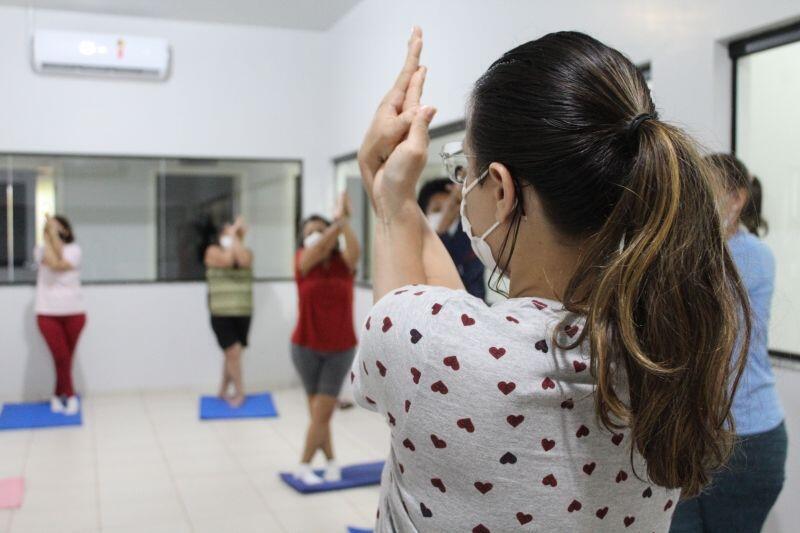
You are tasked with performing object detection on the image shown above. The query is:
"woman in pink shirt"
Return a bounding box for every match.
[35,215,86,415]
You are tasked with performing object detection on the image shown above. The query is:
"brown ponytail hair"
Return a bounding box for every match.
[470,32,749,496]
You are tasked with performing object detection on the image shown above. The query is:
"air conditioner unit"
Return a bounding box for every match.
[32,29,170,80]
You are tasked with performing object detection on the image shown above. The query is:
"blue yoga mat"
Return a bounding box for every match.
[280,461,385,494]
[199,392,278,420]
[348,528,374,533]
[0,400,82,430]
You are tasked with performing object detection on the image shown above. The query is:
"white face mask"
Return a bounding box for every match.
[303,231,323,249]
[219,235,234,249]
[426,212,444,232]
[460,169,501,272]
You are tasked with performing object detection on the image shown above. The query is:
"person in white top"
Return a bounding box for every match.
[351,28,751,532]
[35,214,86,416]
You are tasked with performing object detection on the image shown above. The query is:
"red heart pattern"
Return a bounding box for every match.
[357,285,671,530]
[497,381,516,395]
[430,380,449,394]
[430,434,447,449]
[457,418,475,433]
[350,371,355,384]
[394,289,408,295]
[516,512,533,525]
[443,356,460,370]
[489,347,506,359]
[506,414,524,428]
[473,526,489,533]
[431,478,446,492]
[474,482,493,494]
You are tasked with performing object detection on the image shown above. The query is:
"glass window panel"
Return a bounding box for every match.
[735,39,800,354]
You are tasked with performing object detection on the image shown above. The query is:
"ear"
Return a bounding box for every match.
[487,162,516,224]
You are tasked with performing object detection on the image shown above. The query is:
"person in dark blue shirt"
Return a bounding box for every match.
[418,177,486,300]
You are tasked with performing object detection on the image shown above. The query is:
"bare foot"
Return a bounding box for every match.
[226,394,245,408]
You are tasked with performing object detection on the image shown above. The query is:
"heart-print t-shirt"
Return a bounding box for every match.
[352,285,678,533]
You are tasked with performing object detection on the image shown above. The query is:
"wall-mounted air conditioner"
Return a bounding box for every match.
[32,29,171,80]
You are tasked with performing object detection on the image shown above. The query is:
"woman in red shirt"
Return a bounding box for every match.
[291,193,361,485]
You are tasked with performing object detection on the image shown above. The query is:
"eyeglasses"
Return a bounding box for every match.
[439,140,477,184]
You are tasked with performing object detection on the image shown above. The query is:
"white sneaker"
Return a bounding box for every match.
[63,396,80,416]
[50,396,64,413]
[323,461,342,483]
[294,463,323,486]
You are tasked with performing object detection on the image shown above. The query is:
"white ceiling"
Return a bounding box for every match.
[0,0,363,30]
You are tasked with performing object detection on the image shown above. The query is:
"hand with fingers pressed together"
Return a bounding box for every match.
[358,26,437,221]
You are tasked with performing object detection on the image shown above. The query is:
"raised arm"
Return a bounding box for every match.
[41,217,74,271]
[358,27,463,302]
[335,193,361,272]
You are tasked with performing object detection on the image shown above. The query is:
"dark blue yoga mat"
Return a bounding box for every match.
[199,392,278,420]
[0,400,82,430]
[280,461,385,494]
[348,528,374,533]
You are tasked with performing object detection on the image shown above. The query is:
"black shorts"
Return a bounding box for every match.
[210,315,251,349]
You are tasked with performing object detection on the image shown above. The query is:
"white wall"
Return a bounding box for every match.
[0,5,333,215]
[323,0,800,158]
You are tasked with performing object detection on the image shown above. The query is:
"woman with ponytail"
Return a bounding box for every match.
[352,28,749,532]
[669,155,786,532]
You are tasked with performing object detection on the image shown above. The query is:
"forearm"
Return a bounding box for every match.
[421,223,464,290]
[372,201,427,302]
[341,222,361,264]
[230,242,252,268]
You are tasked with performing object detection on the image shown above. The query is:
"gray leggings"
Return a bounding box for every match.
[290,343,356,397]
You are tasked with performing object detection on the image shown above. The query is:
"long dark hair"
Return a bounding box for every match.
[52,215,75,243]
[469,31,749,496]
[706,153,768,236]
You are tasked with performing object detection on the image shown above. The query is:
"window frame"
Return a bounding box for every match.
[729,21,800,362]
[0,151,303,286]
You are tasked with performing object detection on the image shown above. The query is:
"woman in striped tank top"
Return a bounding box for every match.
[205,216,254,408]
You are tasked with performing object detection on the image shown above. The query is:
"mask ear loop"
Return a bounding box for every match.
[488,179,526,298]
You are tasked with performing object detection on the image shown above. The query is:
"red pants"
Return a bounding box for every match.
[37,314,86,397]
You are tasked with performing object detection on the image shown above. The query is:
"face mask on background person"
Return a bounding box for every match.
[460,169,502,272]
[220,235,234,249]
[303,231,323,249]
[426,212,444,232]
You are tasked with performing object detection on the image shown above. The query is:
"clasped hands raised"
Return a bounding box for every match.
[358,27,437,223]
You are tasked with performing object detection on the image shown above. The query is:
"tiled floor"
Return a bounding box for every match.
[0,388,389,533]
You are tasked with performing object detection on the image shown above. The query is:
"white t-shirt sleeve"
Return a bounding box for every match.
[62,244,81,269]
[352,285,461,417]
[33,245,43,264]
